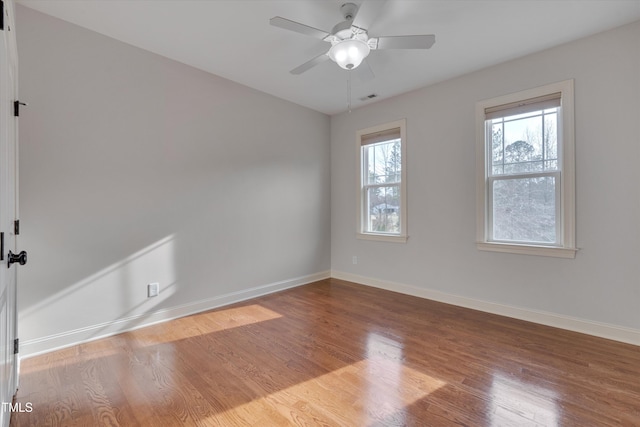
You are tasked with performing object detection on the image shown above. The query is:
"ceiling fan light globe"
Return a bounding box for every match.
[328,39,370,70]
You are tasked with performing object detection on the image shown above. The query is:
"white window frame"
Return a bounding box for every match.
[475,80,577,258]
[357,119,408,243]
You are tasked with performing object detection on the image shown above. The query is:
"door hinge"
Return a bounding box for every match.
[13,338,18,355]
[1,1,4,31]
[14,101,27,117]
[14,220,19,235]
[0,232,3,261]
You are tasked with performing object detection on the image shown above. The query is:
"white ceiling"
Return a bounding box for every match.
[15,0,640,115]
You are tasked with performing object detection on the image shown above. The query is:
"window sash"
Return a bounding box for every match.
[363,183,401,235]
[362,140,402,186]
[487,171,561,246]
[487,108,560,177]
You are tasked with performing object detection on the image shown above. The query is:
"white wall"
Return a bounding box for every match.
[331,21,640,342]
[16,7,331,356]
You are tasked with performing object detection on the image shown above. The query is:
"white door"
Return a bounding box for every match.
[0,0,20,424]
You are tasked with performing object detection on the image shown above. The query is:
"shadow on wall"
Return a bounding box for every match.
[19,235,178,345]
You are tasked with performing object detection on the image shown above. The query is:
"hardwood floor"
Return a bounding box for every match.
[10,278,640,426]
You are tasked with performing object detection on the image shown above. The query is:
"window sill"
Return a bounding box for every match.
[476,242,577,258]
[357,233,408,243]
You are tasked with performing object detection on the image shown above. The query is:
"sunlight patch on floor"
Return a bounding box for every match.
[194,304,284,334]
[132,304,284,346]
[210,359,446,425]
[209,332,446,425]
[490,373,559,426]
[20,302,283,375]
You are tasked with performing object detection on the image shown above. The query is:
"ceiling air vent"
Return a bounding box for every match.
[359,93,378,101]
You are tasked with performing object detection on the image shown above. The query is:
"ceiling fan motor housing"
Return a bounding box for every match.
[330,19,353,39]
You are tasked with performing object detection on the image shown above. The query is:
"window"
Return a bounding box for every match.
[476,80,576,258]
[357,119,407,242]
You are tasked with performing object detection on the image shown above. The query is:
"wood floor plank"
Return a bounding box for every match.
[10,278,640,426]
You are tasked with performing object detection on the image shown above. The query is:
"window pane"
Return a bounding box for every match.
[544,112,557,164]
[366,185,400,233]
[503,115,542,173]
[365,139,402,185]
[492,176,557,243]
[490,108,558,176]
[491,122,504,174]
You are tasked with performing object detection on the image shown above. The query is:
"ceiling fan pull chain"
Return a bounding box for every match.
[347,70,352,113]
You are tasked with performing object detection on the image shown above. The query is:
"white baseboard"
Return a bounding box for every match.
[331,270,640,346]
[20,271,331,358]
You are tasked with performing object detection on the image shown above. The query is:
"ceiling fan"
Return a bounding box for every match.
[270,1,435,75]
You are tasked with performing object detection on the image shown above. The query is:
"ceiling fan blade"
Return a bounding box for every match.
[270,16,330,39]
[353,58,375,82]
[374,35,436,50]
[290,53,330,75]
[351,0,388,31]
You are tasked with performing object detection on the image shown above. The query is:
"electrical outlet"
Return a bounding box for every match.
[352,256,358,265]
[147,282,159,298]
